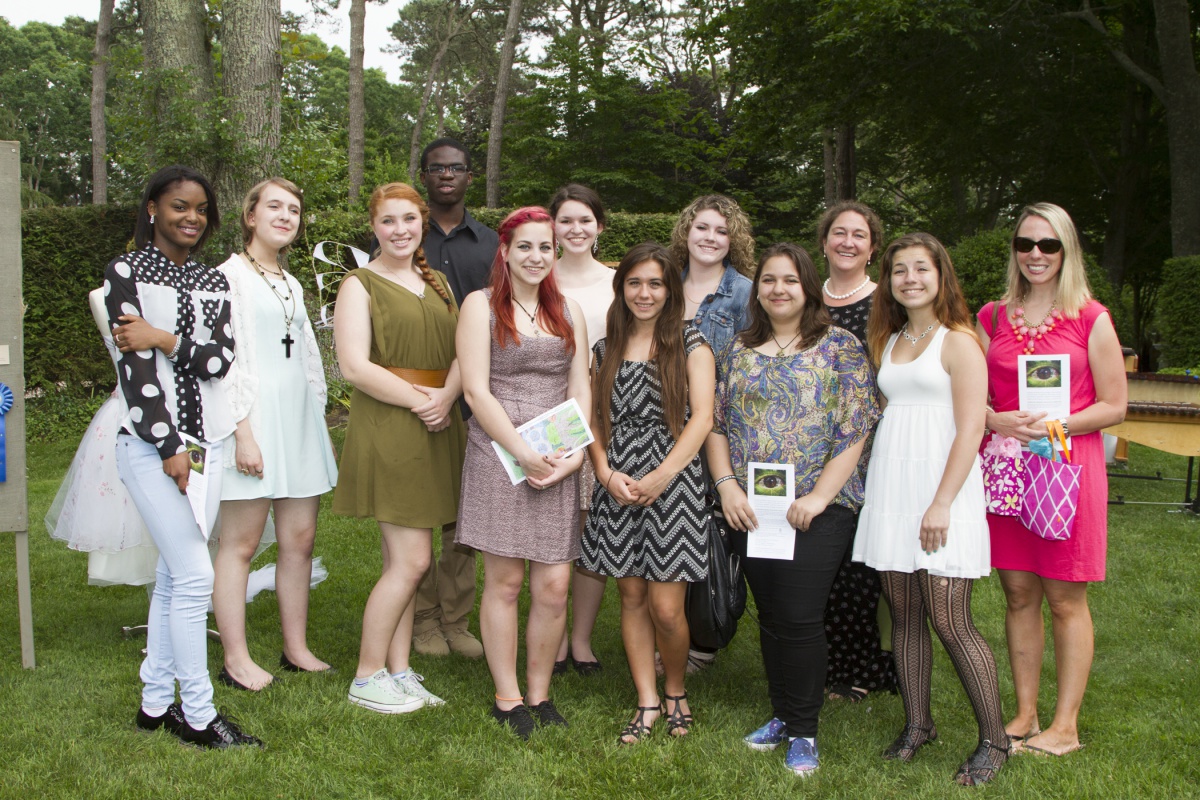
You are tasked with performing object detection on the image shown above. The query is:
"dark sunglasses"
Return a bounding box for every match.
[1013,237,1063,254]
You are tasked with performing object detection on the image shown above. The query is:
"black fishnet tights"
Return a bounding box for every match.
[880,570,1006,746]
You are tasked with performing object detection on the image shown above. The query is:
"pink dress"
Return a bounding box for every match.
[978,300,1109,582]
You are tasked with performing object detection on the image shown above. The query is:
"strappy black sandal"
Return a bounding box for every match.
[664,693,693,738]
[618,704,662,745]
[955,738,1010,786]
[882,723,938,762]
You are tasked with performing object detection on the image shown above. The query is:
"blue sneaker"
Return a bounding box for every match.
[744,718,787,751]
[785,737,820,776]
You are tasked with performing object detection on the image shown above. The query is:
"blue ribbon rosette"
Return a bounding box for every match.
[0,382,12,481]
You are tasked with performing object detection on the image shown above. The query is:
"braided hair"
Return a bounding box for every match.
[367,182,455,313]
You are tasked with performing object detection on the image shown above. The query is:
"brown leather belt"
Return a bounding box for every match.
[386,366,449,388]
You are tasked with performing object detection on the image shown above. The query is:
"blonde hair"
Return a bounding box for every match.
[669,194,756,278]
[241,177,305,253]
[1002,202,1093,318]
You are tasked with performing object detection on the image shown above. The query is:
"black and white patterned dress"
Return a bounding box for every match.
[580,324,709,582]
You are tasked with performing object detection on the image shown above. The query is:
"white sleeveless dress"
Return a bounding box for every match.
[853,327,990,578]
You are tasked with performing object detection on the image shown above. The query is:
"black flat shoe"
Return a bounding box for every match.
[490,702,537,740]
[135,703,186,736]
[279,652,336,674]
[882,723,938,762]
[527,698,568,728]
[218,667,269,692]
[552,658,569,676]
[179,712,264,750]
[570,655,603,676]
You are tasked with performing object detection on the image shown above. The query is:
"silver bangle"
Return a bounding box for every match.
[713,474,736,489]
[166,336,182,360]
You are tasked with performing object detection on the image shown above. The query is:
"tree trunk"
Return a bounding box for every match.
[90,0,114,205]
[835,124,856,201]
[822,127,836,207]
[486,0,524,208]
[348,0,366,206]
[142,0,216,168]
[219,0,282,206]
[1153,0,1200,256]
[408,6,465,182]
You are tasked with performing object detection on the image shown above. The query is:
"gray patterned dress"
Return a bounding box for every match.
[454,295,580,563]
[580,325,710,582]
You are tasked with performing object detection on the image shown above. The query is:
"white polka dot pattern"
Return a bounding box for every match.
[104,244,236,458]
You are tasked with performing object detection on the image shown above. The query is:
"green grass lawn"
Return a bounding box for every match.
[2,438,1198,798]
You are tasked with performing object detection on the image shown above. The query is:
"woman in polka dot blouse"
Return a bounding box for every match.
[106,165,261,749]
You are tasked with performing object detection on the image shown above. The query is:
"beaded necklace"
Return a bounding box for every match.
[1010,297,1061,355]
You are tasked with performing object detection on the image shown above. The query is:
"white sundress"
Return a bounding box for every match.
[853,326,990,579]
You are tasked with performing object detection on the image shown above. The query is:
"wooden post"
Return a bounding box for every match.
[0,141,33,668]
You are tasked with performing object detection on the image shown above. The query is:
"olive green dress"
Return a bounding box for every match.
[332,268,466,528]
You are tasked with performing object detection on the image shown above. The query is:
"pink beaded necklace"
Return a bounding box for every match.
[1010,297,1061,355]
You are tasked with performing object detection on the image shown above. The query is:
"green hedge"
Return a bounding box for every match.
[20,204,139,392]
[1155,256,1200,369]
[20,204,681,392]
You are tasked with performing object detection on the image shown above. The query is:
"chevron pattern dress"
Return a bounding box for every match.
[580,325,710,582]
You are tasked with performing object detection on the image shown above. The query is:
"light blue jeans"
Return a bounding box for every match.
[116,434,223,727]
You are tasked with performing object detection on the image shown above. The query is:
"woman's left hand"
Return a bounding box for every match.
[632,468,673,507]
[411,384,457,432]
[527,451,584,491]
[113,314,173,354]
[787,494,829,532]
[919,501,950,553]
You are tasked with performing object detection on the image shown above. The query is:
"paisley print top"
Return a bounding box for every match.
[714,326,879,511]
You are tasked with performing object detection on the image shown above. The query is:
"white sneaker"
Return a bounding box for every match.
[348,669,424,714]
[394,670,446,707]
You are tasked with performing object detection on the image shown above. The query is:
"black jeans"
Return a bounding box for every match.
[742,504,855,738]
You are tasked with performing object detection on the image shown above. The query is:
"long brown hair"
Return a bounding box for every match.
[367,182,454,312]
[867,232,980,366]
[593,242,689,444]
[488,207,575,353]
[740,242,830,350]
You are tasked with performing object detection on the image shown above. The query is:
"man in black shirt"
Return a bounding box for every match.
[412,138,498,659]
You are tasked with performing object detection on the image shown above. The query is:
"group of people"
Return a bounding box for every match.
[73,137,1124,784]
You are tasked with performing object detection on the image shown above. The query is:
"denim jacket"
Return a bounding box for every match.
[683,263,753,357]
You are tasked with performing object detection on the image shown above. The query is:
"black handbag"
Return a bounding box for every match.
[685,511,747,650]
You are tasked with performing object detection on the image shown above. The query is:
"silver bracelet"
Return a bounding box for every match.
[713,474,736,489]
[166,336,182,360]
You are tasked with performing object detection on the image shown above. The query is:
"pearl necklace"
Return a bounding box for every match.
[1011,297,1061,355]
[823,276,871,300]
[900,321,936,347]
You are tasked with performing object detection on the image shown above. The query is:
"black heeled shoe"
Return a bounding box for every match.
[882,723,938,761]
[955,738,1010,786]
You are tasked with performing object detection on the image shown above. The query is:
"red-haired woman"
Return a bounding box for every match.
[455,207,592,739]
[334,182,466,714]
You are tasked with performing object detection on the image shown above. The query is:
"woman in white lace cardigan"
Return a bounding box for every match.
[212,178,339,690]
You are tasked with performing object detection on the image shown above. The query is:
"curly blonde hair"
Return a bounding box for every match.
[669,194,756,278]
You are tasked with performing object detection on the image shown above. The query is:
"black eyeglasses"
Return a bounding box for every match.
[423,164,469,176]
[1013,237,1063,254]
